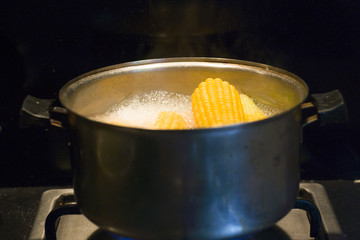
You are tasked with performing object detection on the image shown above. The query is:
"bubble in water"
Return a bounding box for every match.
[91,90,195,129]
[90,90,282,129]
[253,99,282,116]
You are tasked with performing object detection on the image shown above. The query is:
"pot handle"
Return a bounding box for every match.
[301,89,348,127]
[19,95,68,128]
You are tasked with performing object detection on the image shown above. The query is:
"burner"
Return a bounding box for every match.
[28,183,345,240]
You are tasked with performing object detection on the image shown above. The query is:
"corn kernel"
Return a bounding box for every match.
[154,111,187,130]
[240,94,267,122]
[191,78,245,127]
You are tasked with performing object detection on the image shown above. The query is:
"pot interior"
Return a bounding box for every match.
[59,58,308,123]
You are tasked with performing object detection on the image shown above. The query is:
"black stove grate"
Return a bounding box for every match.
[28,184,345,240]
[44,199,324,240]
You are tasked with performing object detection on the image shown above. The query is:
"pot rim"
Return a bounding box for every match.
[59,57,309,132]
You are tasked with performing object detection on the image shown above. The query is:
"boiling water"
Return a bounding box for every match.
[91,90,195,129]
[90,90,281,129]
[253,99,282,116]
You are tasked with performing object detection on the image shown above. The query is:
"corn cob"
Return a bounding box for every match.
[240,94,267,122]
[191,78,245,127]
[154,111,187,130]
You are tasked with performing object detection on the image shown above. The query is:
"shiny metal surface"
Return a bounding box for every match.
[60,58,308,117]
[58,58,309,239]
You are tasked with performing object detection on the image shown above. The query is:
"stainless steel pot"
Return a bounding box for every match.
[21,57,347,239]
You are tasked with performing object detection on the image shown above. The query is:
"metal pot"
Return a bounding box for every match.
[21,57,347,239]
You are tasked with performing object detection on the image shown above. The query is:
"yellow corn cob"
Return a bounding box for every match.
[154,111,187,130]
[191,78,245,127]
[240,94,267,122]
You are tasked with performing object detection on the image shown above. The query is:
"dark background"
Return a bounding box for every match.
[0,0,359,187]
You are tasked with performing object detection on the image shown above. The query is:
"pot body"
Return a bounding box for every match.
[61,58,308,239]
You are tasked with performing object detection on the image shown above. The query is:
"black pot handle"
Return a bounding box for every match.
[302,89,348,127]
[19,95,68,128]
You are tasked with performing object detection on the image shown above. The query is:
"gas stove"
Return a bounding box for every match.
[28,183,345,240]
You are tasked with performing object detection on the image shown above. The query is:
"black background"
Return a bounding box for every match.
[0,0,359,187]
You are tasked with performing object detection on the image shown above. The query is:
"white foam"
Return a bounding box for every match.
[253,99,282,116]
[91,90,195,129]
[90,90,282,129]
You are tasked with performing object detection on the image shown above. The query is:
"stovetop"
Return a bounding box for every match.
[28,183,345,240]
